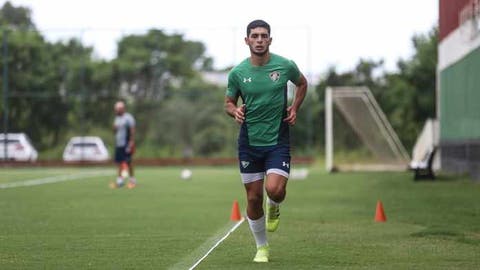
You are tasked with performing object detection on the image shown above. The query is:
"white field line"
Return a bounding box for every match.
[168,218,245,270]
[0,170,114,189]
[0,168,99,174]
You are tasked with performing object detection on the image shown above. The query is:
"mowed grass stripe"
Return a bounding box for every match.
[195,170,480,269]
[167,218,245,270]
[0,166,245,269]
[0,166,479,269]
[0,169,114,189]
[0,167,114,184]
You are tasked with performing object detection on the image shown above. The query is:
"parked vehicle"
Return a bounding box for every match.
[0,133,38,162]
[63,136,109,162]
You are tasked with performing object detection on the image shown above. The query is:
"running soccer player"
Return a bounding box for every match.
[224,19,308,263]
[112,101,137,189]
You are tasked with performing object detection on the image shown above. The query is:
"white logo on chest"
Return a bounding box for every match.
[243,77,252,83]
[269,71,280,82]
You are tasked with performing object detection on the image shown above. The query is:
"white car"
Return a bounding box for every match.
[63,136,110,162]
[0,133,38,162]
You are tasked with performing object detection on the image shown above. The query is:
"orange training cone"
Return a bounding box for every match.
[230,200,242,221]
[375,200,387,222]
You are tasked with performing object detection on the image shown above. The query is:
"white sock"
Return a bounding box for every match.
[267,196,280,207]
[247,215,268,248]
[129,177,136,184]
[116,177,124,185]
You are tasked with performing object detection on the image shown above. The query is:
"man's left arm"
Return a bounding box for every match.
[284,73,308,125]
[127,116,136,154]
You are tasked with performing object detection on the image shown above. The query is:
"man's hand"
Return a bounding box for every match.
[126,141,135,154]
[225,96,245,124]
[283,106,297,125]
[233,104,246,124]
[283,73,307,126]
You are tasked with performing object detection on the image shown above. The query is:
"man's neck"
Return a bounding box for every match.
[250,52,270,67]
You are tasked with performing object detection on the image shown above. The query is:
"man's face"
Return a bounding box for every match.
[245,27,271,56]
[114,103,125,116]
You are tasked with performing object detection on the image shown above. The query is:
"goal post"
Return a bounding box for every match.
[325,86,410,172]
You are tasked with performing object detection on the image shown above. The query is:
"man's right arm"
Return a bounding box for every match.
[224,96,245,124]
[225,70,246,124]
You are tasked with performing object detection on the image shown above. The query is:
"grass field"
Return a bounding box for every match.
[0,165,479,269]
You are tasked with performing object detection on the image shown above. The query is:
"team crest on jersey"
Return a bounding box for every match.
[269,71,280,82]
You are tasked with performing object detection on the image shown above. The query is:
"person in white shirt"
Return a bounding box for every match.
[112,101,137,188]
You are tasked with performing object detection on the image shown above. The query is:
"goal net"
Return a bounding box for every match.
[325,86,410,172]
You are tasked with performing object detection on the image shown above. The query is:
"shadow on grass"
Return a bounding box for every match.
[410,173,472,183]
[411,228,480,246]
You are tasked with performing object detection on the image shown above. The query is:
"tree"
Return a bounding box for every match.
[98,30,221,155]
[114,29,211,101]
[0,22,69,149]
[0,2,99,150]
[311,59,386,153]
[380,27,438,148]
[0,1,35,29]
[314,27,438,152]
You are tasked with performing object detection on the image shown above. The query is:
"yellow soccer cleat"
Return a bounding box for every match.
[266,204,280,232]
[253,245,269,263]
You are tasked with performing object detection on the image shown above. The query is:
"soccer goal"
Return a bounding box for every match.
[325,86,410,172]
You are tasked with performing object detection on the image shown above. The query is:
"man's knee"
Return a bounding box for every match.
[265,183,286,202]
[266,188,286,202]
[247,192,263,207]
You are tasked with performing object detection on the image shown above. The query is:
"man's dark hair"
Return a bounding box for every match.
[246,19,270,36]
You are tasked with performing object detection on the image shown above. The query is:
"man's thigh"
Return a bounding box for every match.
[265,144,291,179]
[238,145,267,184]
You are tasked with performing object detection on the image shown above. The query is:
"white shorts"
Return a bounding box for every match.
[241,169,289,184]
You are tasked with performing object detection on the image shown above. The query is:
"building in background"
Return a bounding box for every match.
[438,0,480,179]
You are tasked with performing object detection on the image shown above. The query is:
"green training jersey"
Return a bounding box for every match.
[226,53,301,146]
